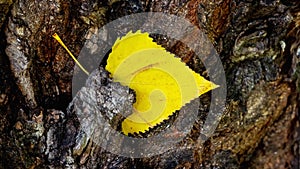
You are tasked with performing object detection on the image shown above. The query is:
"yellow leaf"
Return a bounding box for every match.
[106,31,219,135]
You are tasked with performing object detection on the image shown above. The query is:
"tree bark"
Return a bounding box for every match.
[0,0,299,168]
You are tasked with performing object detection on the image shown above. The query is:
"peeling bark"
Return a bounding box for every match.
[0,0,299,168]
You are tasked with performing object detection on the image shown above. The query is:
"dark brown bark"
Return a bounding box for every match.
[0,0,299,168]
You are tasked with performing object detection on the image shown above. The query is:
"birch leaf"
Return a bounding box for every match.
[106,31,218,135]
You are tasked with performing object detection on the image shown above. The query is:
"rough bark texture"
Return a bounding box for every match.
[0,0,299,168]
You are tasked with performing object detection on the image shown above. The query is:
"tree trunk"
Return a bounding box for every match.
[0,0,299,168]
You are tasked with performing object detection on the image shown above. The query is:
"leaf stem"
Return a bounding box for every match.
[52,33,90,75]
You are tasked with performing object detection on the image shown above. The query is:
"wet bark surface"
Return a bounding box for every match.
[0,0,300,168]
